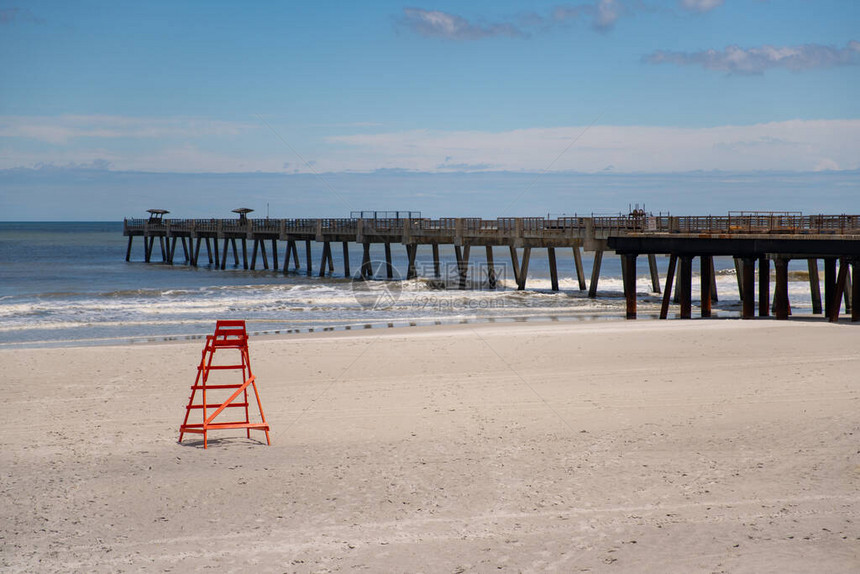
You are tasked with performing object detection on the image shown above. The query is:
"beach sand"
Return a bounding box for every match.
[1,320,858,573]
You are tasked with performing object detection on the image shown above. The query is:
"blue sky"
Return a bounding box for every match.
[1,1,858,219]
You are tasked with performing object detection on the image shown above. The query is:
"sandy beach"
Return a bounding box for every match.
[1,319,858,573]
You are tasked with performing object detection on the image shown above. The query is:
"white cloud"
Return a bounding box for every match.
[2,116,858,175]
[594,0,622,31]
[680,0,724,13]
[325,120,860,173]
[400,2,627,40]
[645,41,860,74]
[399,8,524,40]
[0,115,255,144]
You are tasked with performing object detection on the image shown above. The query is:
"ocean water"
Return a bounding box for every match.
[0,222,828,348]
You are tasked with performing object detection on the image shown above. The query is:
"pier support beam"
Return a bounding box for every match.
[192,238,202,267]
[588,250,603,298]
[622,253,637,319]
[384,243,394,279]
[824,258,836,317]
[126,236,134,262]
[232,239,240,266]
[710,257,718,302]
[774,258,790,320]
[168,237,178,265]
[146,237,154,263]
[829,259,849,322]
[432,244,441,278]
[319,242,332,277]
[250,240,258,270]
[734,257,744,301]
[242,238,248,269]
[291,241,299,270]
[853,261,860,322]
[648,253,661,294]
[406,244,417,279]
[455,245,470,289]
[807,259,821,314]
[305,240,313,277]
[700,255,713,318]
[742,257,755,319]
[221,239,229,270]
[272,239,278,271]
[342,242,351,277]
[679,255,693,319]
[573,246,586,291]
[261,240,270,269]
[361,242,372,279]
[758,257,770,317]
[548,247,559,291]
[659,254,677,320]
[509,246,520,287]
[486,246,496,289]
[517,247,531,291]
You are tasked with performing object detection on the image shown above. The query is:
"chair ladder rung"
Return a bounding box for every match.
[187,402,249,410]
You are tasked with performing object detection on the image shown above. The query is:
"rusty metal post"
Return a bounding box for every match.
[700,255,712,317]
[774,258,790,320]
[660,254,677,320]
[758,257,770,317]
[742,257,755,319]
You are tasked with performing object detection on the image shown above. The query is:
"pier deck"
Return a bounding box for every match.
[124,213,860,322]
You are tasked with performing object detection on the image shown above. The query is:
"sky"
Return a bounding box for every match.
[0,0,858,219]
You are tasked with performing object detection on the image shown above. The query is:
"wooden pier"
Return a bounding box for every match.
[124,211,860,322]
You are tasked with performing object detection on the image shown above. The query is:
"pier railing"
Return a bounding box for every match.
[124,214,860,238]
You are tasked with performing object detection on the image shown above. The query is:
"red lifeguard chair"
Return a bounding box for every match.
[179,320,271,448]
